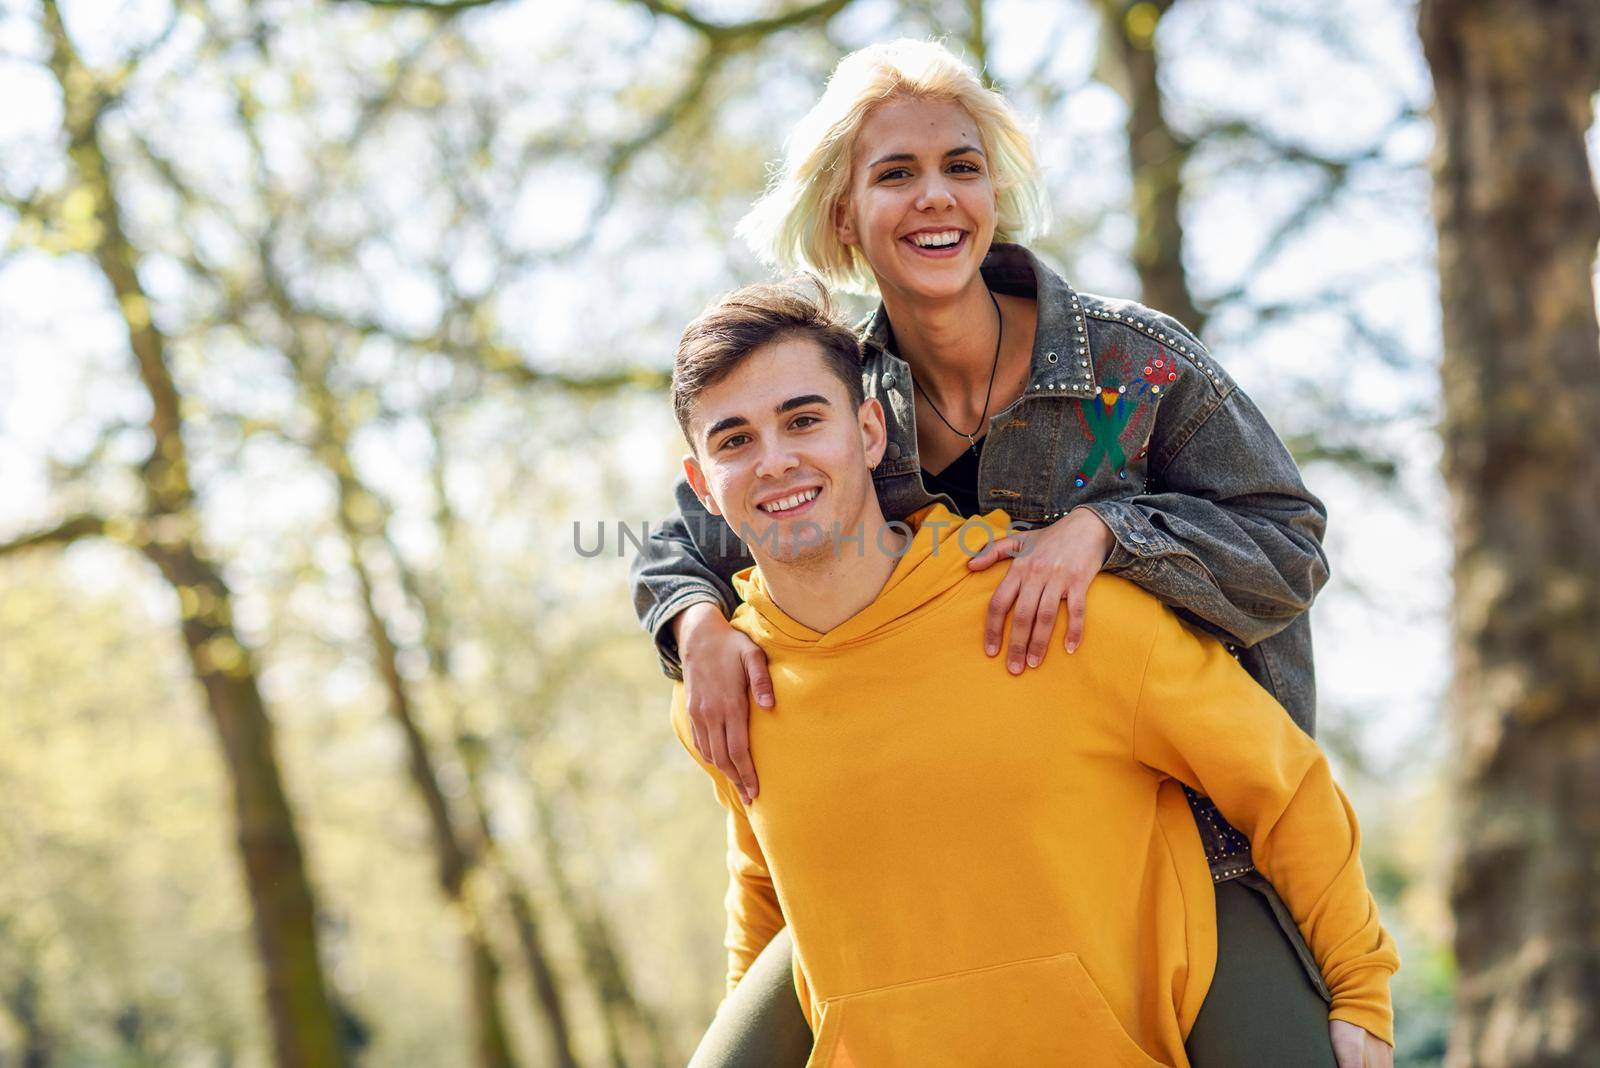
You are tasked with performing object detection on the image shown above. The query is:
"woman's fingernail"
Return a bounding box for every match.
[758,694,773,708]
[1008,658,1022,673]
[986,642,998,656]
[1027,654,1040,667]
[1066,642,1078,654]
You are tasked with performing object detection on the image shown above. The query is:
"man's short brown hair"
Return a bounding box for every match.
[673,277,865,449]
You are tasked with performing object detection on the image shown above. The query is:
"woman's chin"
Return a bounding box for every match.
[885,268,979,303]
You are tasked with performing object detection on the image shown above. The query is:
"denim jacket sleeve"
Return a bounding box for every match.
[630,470,756,680]
[1077,321,1330,650]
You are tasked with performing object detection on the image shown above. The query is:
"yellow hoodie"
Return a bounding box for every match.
[670,504,1396,1067]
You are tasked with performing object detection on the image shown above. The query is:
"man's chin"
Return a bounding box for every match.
[767,541,835,566]
[743,516,837,565]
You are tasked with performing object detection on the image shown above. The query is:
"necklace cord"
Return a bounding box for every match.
[912,287,1004,452]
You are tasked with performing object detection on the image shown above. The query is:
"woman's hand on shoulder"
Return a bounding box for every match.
[675,602,770,805]
[966,507,1114,673]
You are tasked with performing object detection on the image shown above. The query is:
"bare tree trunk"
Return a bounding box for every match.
[464,930,517,1068]
[36,6,349,1063]
[213,37,515,1059]
[319,423,520,1068]
[1418,2,1600,1065]
[405,421,658,1066]
[144,543,346,1068]
[502,879,580,1068]
[457,755,583,1068]
[385,413,583,1068]
[1092,0,1205,331]
[4,973,53,1068]
[531,790,669,1068]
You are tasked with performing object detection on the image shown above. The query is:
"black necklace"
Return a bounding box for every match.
[913,287,1004,455]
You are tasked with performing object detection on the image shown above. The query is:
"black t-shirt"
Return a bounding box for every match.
[920,435,985,518]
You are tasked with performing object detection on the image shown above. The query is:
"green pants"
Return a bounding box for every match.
[687,874,1336,1067]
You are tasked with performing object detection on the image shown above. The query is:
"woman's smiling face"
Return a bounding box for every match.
[834,96,998,301]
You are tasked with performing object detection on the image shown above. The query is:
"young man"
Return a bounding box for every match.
[667,280,1397,1068]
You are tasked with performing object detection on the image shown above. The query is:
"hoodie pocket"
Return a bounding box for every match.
[804,952,1168,1068]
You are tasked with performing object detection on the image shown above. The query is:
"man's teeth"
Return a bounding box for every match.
[759,488,820,513]
[911,231,962,248]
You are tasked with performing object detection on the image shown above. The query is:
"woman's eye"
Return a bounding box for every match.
[877,167,911,181]
[950,160,980,174]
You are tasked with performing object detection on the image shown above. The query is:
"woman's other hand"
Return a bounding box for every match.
[967,507,1115,673]
[1329,1020,1394,1068]
[674,602,771,805]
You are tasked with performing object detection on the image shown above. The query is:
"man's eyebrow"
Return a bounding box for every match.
[703,394,832,445]
[777,393,832,414]
[867,145,986,169]
[702,414,748,443]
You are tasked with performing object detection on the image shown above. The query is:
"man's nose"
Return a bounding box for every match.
[755,440,800,479]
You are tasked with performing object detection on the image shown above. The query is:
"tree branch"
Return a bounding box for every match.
[1191,105,1425,175]
[0,514,107,557]
[103,3,183,99]
[625,0,856,42]
[1228,276,1427,372]
[294,303,672,391]
[43,0,195,514]
[342,0,856,38]
[540,40,729,256]
[1201,174,1348,312]
[1280,435,1399,483]
[336,0,501,10]
[1196,108,1425,315]
[0,184,49,220]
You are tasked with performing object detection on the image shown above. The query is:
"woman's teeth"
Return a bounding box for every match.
[910,231,963,248]
[759,488,820,513]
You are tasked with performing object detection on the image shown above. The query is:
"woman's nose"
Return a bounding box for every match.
[915,176,957,211]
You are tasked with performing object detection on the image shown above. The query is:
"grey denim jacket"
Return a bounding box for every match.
[630,244,1329,735]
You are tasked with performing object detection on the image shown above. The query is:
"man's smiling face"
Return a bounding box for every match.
[684,335,887,566]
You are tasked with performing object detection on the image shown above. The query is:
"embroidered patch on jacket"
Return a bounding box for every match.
[1072,342,1179,486]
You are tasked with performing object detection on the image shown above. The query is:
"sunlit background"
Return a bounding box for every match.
[6,0,1592,1064]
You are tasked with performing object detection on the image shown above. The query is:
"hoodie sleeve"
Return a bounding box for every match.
[670,685,786,993]
[1129,603,1399,1044]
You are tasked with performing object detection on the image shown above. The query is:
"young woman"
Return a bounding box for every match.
[632,39,1378,1068]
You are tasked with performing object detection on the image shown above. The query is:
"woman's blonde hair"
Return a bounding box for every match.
[738,39,1050,295]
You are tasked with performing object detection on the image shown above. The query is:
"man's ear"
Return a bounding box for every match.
[859,396,889,468]
[834,197,858,248]
[682,452,723,517]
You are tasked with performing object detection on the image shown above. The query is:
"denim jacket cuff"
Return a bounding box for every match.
[647,586,733,680]
[1076,500,1173,574]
